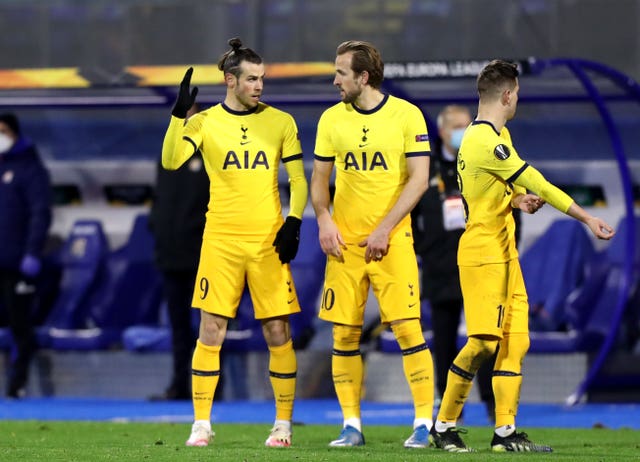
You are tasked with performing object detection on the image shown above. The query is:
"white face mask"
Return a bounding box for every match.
[449,128,466,150]
[0,133,14,153]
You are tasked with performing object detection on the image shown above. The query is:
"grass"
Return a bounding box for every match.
[1,421,639,461]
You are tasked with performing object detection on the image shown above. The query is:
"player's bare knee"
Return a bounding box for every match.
[262,317,291,347]
[199,311,228,346]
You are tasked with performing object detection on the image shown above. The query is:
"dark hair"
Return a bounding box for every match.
[477,59,519,101]
[336,40,384,89]
[0,113,20,136]
[217,37,263,78]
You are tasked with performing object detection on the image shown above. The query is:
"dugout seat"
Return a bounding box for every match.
[42,214,163,350]
[123,290,260,353]
[122,324,173,352]
[122,283,261,353]
[120,297,194,352]
[530,214,640,353]
[36,219,109,348]
[521,219,595,332]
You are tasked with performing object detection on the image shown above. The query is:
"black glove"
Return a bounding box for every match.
[273,216,302,264]
[171,67,199,118]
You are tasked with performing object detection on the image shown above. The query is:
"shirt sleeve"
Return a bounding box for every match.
[281,113,303,161]
[511,164,574,213]
[473,126,527,182]
[404,103,431,156]
[313,110,336,160]
[281,112,307,218]
[284,158,308,219]
[512,183,527,197]
[162,115,200,170]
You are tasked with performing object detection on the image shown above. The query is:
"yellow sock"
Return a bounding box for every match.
[191,340,221,422]
[437,337,497,423]
[269,339,297,421]
[493,333,529,427]
[332,324,363,421]
[391,320,434,421]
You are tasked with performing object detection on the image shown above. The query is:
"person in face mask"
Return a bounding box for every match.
[411,105,496,423]
[0,113,52,398]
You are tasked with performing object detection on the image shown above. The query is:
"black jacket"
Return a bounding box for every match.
[0,138,52,270]
[148,153,209,272]
[411,145,463,304]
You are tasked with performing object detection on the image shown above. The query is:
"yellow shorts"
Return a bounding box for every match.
[192,238,300,319]
[318,242,421,326]
[459,259,529,338]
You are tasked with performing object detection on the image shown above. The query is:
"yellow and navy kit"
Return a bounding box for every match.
[457,120,573,266]
[314,94,431,244]
[163,102,304,241]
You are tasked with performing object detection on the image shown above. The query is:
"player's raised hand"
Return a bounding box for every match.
[172,67,199,118]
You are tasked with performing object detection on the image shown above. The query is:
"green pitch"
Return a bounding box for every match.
[1,421,638,461]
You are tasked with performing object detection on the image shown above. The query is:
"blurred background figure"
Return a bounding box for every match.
[412,105,495,422]
[0,113,52,398]
[148,103,209,401]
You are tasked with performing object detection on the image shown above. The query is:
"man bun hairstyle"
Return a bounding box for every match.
[217,37,263,78]
[477,59,519,101]
[336,40,384,89]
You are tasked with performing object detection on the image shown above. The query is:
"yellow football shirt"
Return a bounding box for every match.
[457,120,575,266]
[314,94,430,244]
[456,121,528,266]
[164,102,303,240]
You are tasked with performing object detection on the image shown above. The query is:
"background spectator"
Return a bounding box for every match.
[148,103,209,401]
[0,113,52,399]
[412,104,495,422]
